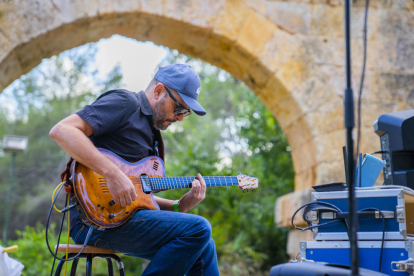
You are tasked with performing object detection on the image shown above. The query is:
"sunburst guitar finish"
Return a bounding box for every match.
[72,148,259,229]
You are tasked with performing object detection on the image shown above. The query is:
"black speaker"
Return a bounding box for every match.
[374,109,414,187]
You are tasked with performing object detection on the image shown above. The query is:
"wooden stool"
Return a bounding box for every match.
[54,244,125,276]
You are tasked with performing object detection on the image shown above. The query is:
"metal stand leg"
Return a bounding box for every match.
[54,254,77,276]
[96,254,125,276]
[54,259,65,276]
[110,254,125,276]
[70,258,80,276]
[106,258,114,276]
[86,254,93,276]
[53,253,123,276]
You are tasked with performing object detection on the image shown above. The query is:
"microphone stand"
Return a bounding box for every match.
[343,0,359,275]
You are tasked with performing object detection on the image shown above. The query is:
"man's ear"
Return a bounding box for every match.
[153,83,165,100]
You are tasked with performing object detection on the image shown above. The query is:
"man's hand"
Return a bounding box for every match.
[105,171,137,207]
[178,173,206,212]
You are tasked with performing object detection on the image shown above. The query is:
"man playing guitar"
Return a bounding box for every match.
[50,64,219,276]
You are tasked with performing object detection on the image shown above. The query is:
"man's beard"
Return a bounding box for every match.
[152,101,176,130]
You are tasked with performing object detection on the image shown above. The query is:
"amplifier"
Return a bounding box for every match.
[374,110,414,187]
[311,188,414,240]
[300,239,414,276]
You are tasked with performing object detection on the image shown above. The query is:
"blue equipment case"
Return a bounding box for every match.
[300,240,414,275]
[311,188,414,240]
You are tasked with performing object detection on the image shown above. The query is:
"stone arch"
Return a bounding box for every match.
[2,0,414,254]
[0,0,320,192]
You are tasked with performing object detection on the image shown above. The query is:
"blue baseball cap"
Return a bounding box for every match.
[154,64,206,116]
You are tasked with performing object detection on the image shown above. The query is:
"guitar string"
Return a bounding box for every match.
[149,176,238,189]
[148,176,241,190]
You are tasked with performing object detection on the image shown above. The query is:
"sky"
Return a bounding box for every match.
[95,35,168,91]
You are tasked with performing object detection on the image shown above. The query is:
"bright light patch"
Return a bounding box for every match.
[96,35,168,91]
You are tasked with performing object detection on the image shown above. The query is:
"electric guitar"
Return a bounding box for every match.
[71,148,259,229]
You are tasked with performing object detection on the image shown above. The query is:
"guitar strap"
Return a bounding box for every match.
[60,157,74,194]
[146,114,165,162]
[60,115,165,195]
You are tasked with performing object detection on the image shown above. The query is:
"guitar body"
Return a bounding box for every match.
[72,148,163,229]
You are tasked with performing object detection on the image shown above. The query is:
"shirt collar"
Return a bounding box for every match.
[137,91,153,116]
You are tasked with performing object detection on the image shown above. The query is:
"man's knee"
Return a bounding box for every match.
[193,216,212,242]
[206,238,216,253]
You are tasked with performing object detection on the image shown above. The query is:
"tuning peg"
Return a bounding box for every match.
[246,189,249,193]
[251,189,254,192]
[242,190,245,193]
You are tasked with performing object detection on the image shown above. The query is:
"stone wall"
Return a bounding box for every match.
[1,0,414,258]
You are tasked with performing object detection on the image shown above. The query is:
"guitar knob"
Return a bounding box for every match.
[109,200,115,206]
[109,213,115,219]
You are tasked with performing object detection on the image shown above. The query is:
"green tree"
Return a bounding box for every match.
[0,45,123,239]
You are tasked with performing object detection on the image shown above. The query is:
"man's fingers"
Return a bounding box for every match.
[130,188,137,201]
[119,196,126,208]
[125,194,132,206]
[198,173,206,193]
[132,191,137,201]
[192,179,200,194]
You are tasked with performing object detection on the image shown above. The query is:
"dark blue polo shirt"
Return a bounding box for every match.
[70,89,156,229]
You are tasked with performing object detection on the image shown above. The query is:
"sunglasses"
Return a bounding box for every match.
[164,85,191,117]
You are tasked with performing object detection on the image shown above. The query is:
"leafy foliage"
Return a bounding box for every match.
[1,224,145,276]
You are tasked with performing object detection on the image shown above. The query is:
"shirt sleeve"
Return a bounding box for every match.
[76,90,137,137]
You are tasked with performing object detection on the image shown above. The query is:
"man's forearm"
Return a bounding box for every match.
[50,114,137,207]
[154,196,176,211]
[50,123,119,178]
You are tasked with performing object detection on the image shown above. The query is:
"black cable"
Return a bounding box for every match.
[49,192,68,276]
[291,201,349,232]
[355,0,370,159]
[371,151,387,155]
[47,184,64,276]
[360,208,385,272]
[292,200,387,272]
[299,219,345,231]
[45,184,94,262]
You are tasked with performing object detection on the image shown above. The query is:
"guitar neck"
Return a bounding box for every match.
[148,176,239,191]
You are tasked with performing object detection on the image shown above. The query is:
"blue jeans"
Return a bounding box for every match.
[71,210,219,276]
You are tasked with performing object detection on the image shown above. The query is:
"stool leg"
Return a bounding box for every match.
[106,258,114,276]
[108,255,125,276]
[54,259,66,276]
[86,254,93,276]
[70,258,80,276]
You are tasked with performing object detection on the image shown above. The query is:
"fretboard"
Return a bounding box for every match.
[148,176,239,191]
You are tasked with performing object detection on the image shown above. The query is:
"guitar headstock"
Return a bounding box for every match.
[237,173,259,192]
